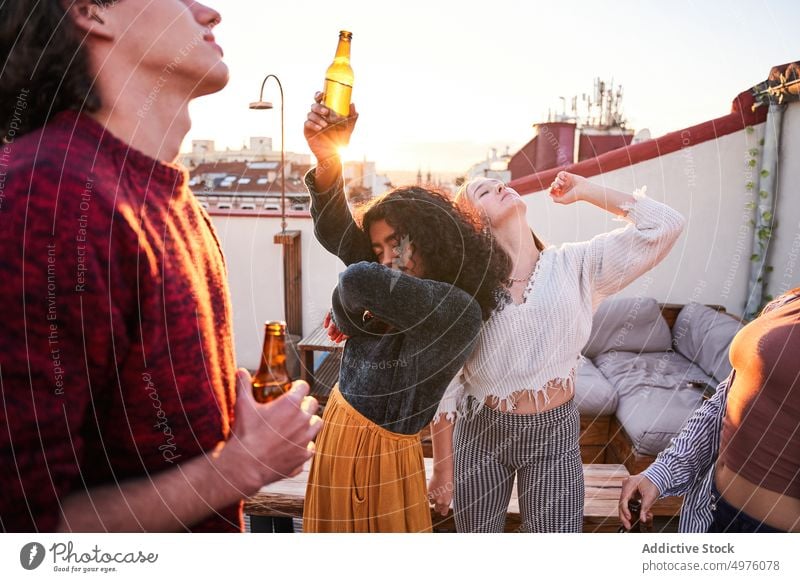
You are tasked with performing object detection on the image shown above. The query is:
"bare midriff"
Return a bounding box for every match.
[714,462,800,532]
[484,380,574,414]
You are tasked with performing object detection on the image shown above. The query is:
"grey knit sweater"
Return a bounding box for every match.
[307,171,482,434]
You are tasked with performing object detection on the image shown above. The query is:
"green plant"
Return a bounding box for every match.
[744,126,774,315]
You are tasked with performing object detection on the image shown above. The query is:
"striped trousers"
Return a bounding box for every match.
[453,398,584,532]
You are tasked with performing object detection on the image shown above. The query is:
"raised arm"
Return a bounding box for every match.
[551,172,686,301]
[304,93,373,265]
[305,169,374,265]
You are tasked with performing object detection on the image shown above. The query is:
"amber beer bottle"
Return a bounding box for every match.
[323,30,354,118]
[252,321,292,404]
[619,498,654,533]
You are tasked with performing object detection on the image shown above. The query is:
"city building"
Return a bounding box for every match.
[189,160,311,212]
[465,147,513,183]
[181,136,311,169]
[508,79,636,180]
[183,138,392,212]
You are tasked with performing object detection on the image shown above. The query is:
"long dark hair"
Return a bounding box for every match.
[0,1,109,141]
[360,186,511,320]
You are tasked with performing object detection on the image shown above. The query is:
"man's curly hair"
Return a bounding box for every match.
[0,1,110,141]
[359,186,510,320]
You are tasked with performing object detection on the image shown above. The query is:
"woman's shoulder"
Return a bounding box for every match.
[536,243,587,271]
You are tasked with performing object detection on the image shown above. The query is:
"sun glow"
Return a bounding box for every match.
[337,145,351,160]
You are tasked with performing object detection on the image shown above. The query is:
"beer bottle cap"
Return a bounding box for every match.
[264,321,287,335]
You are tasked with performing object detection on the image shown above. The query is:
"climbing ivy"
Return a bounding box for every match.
[744,126,774,309]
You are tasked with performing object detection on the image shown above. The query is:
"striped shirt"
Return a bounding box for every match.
[642,372,733,533]
[643,291,799,532]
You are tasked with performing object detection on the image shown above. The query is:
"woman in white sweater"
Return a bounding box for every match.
[428,171,686,532]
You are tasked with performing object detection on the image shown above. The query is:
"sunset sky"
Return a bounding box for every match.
[185,0,798,175]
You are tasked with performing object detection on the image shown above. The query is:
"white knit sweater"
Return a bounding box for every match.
[435,189,686,420]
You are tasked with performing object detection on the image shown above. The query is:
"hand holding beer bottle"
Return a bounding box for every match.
[304,91,358,166]
[252,321,292,404]
[228,370,322,489]
[304,31,358,190]
[618,498,654,533]
[619,473,660,531]
[223,321,323,491]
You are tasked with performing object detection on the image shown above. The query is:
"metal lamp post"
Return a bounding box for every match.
[249,73,286,233]
[248,74,302,339]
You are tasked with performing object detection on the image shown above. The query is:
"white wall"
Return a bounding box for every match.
[209,102,799,368]
[768,102,800,300]
[522,102,799,318]
[209,214,343,370]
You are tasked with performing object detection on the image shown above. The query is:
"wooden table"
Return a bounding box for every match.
[244,459,631,533]
[297,324,343,402]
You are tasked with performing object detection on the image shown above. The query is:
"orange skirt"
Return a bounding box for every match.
[303,386,432,533]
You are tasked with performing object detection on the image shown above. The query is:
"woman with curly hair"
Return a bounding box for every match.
[301,94,510,532]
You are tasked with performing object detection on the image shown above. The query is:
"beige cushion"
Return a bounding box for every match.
[574,358,618,416]
[672,303,741,384]
[583,297,672,358]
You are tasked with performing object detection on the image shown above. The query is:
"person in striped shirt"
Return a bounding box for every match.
[620,289,800,533]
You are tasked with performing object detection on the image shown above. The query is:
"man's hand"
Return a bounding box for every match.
[55,371,323,532]
[303,92,358,164]
[619,473,660,530]
[323,311,348,343]
[225,369,323,495]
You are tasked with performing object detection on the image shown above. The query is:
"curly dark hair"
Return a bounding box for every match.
[359,186,511,320]
[0,1,110,141]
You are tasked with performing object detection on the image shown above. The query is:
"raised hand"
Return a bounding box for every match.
[303,91,358,164]
[548,170,585,205]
